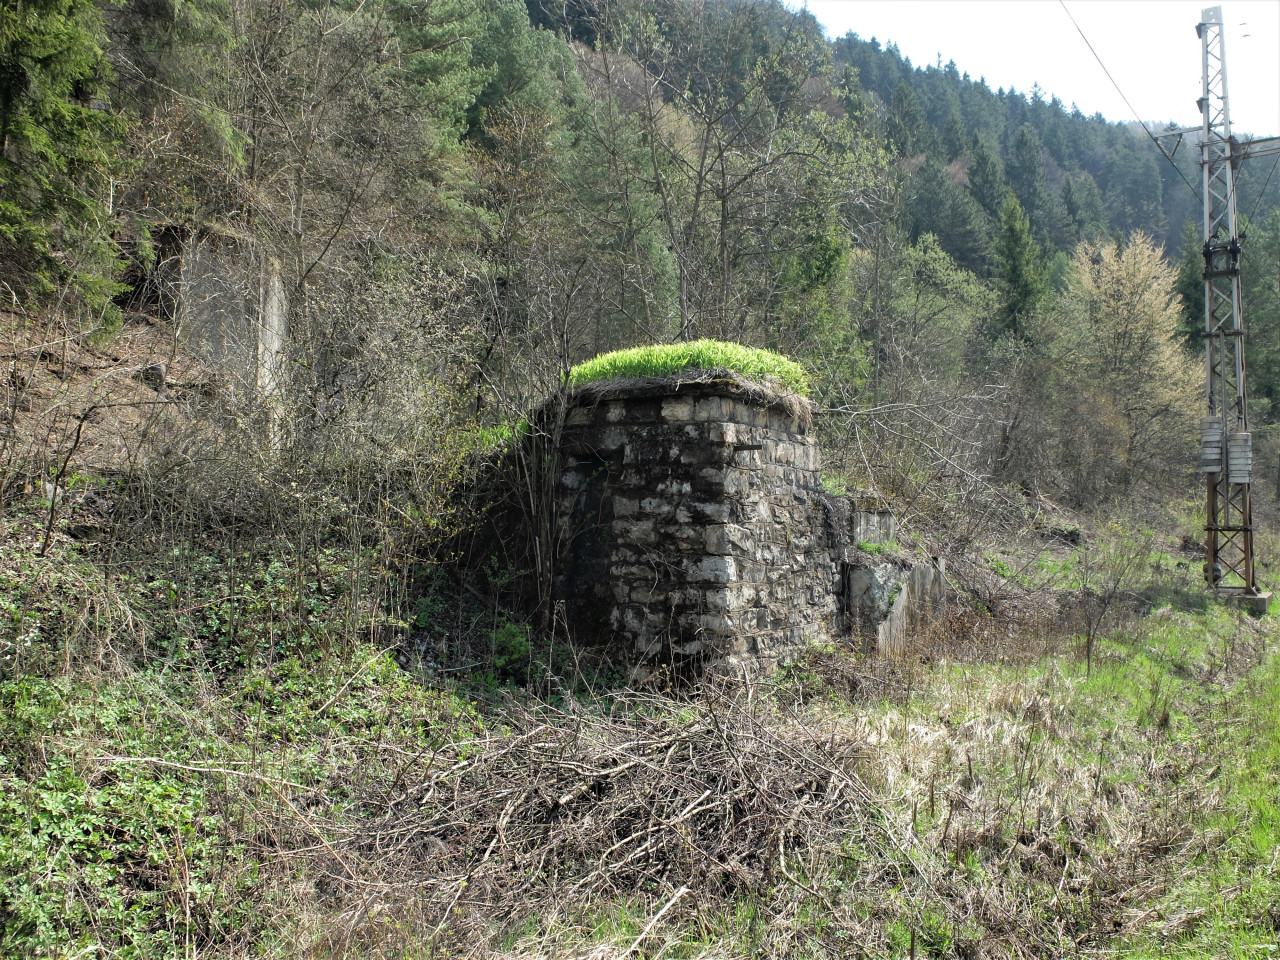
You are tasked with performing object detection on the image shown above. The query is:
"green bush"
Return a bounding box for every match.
[489,619,532,686]
[566,340,811,396]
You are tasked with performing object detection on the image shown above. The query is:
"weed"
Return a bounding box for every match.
[821,473,849,496]
[484,618,532,687]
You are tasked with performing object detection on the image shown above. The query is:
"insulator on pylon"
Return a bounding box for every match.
[1199,417,1224,473]
[1227,432,1252,483]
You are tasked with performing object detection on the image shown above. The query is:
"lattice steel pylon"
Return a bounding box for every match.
[1192,5,1280,603]
[1195,5,1255,595]
[1156,7,1280,605]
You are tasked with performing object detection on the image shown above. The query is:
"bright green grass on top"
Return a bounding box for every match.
[565,340,811,397]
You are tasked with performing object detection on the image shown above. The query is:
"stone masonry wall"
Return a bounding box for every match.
[554,381,836,672]
[549,377,946,674]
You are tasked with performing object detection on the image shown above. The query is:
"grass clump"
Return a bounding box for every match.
[566,340,811,396]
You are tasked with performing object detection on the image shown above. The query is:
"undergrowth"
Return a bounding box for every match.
[1,497,1278,958]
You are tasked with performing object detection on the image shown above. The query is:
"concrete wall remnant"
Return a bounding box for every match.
[177,226,287,396]
[549,373,946,674]
[845,557,948,653]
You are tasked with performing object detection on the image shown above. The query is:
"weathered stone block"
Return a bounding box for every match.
[662,396,695,421]
[630,585,665,603]
[692,555,737,583]
[656,479,693,497]
[706,586,745,612]
[694,396,729,421]
[599,426,628,450]
[702,524,753,556]
[690,501,729,523]
[708,421,737,444]
[614,519,657,544]
[696,467,728,496]
[722,470,749,496]
[611,562,663,580]
[739,558,766,584]
[696,613,735,636]
[639,497,673,517]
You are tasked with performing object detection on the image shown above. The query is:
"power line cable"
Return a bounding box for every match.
[1058,0,1203,205]
[1233,154,1279,296]
[1243,152,1280,227]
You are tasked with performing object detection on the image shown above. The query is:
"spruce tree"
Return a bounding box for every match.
[887,80,927,156]
[992,192,1047,337]
[0,0,122,305]
[1007,123,1047,221]
[968,135,1005,217]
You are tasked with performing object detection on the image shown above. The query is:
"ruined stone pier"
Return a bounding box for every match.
[549,373,944,674]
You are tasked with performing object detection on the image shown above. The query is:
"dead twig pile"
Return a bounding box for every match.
[295,680,917,954]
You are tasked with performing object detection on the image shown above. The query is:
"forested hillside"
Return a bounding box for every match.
[4,0,1280,428]
[4,0,1280,956]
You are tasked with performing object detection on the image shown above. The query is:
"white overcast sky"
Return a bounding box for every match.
[793,1,1280,137]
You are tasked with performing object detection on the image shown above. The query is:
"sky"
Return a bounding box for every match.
[793,1,1280,138]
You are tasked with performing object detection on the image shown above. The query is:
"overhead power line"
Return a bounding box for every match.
[1058,0,1203,206]
[1244,152,1280,226]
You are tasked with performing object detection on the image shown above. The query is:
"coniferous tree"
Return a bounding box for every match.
[1062,170,1108,243]
[968,134,1005,217]
[1007,123,1047,221]
[991,192,1047,337]
[1036,188,1076,252]
[887,80,928,156]
[1172,219,1205,348]
[940,108,971,162]
[1101,137,1163,236]
[0,0,123,306]
[905,158,989,273]
[1238,210,1280,423]
[468,0,584,135]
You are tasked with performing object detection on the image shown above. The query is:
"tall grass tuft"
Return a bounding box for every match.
[566,340,811,397]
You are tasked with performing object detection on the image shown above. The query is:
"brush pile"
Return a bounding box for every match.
[313,681,906,949]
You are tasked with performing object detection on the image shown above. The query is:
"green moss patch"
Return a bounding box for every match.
[566,340,811,397]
